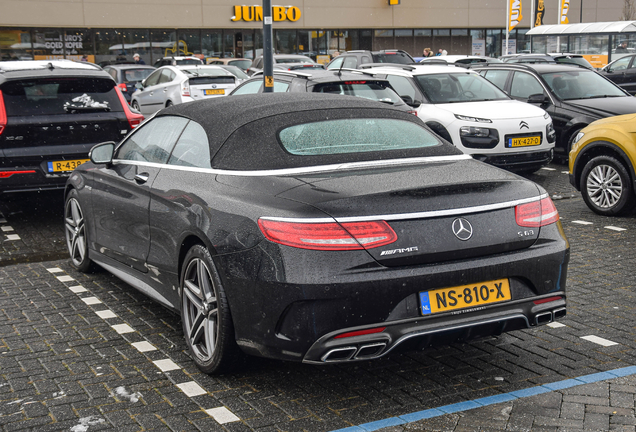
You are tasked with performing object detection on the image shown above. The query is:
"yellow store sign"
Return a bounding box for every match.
[231,5,301,22]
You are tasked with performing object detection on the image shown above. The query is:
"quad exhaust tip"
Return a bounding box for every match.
[321,342,387,362]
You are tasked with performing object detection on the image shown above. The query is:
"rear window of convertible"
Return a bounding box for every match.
[278,118,440,155]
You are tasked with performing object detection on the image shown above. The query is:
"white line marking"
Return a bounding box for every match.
[541,167,556,171]
[581,335,619,347]
[5,234,20,241]
[561,170,569,174]
[0,218,6,223]
[95,310,117,319]
[177,382,207,397]
[206,407,240,424]
[111,324,134,334]
[131,341,157,352]
[81,297,102,305]
[547,322,566,328]
[153,359,180,372]
[56,275,75,282]
[1,226,13,232]
[605,226,627,232]
[47,268,63,273]
[572,220,593,225]
[69,285,87,293]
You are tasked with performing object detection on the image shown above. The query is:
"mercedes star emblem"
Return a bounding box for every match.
[452,218,473,241]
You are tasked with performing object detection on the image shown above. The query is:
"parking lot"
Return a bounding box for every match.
[1,163,636,432]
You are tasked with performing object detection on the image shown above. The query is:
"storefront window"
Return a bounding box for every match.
[64,29,94,62]
[451,29,469,55]
[486,29,502,57]
[395,29,413,55]
[122,30,149,64]
[516,29,531,53]
[311,30,331,62]
[202,31,222,59]
[360,30,372,51]
[0,29,32,61]
[95,29,122,66]
[275,30,297,54]
[242,30,256,60]
[178,30,202,60]
[151,30,177,64]
[253,31,262,59]
[471,29,486,56]
[374,29,394,51]
[415,29,433,58]
[433,29,451,55]
[33,29,65,60]
[341,30,359,52]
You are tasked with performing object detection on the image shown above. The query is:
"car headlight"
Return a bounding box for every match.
[573,131,585,144]
[544,112,551,120]
[455,114,492,123]
[460,126,491,137]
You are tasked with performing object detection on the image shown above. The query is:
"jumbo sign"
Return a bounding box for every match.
[231,5,301,22]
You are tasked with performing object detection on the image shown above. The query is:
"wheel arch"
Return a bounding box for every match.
[425,121,453,144]
[573,140,636,193]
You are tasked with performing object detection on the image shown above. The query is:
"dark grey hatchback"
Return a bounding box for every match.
[0,60,144,193]
[66,93,569,374]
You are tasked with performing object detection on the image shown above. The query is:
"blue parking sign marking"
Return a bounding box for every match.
[420,292,432,315]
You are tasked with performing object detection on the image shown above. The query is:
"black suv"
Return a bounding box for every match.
[0,60,144,193]
[326,50,415,70]
[473,63,636,160]
[229,69,417,114]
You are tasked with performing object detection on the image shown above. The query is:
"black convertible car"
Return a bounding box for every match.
[65,93,569,374]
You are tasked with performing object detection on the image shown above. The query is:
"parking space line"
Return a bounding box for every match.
[5,234,20,241]
[205,407,241,424]
[561,171,569,174]
[547,322,567,328]
[332,366,636,432]
[581,335,619,347]
[541,167,556,171]
[572,220,593,225]
[48,265,242,425]
[0,218,6,223]
[47,267,64,273]
[605,226,627,232]
[1,226,14,232]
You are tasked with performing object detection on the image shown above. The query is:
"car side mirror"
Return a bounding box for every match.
[527,93,548,105]
[89,142,115,165]
[135,82,144,90]
[400,95,414,104]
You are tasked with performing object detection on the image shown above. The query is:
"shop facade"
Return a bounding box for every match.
[0,0,624,64]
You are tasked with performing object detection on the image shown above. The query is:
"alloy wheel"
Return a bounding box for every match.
[64,197,87,267]
[586,164,623,209]
[182,257,219,362]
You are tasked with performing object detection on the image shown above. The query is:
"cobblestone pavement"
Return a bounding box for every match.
[1,163,636,432]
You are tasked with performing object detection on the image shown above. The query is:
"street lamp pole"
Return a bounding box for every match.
[262,0,274,93]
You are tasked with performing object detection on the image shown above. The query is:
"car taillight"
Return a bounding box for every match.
[117,83,128,92]
[335,327,386,339]
[515,197,559,227]
[407,109,418,116]
[257,219,397,251]
[0,90,6,137]
[114,86,144,129]
[0,170,36,179]
[181,79,190,97]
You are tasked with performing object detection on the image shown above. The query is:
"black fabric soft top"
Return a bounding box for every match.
[156,93,419,157]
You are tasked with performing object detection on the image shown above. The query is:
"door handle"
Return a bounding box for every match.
[134,172,149,184]
[163,88,168,92]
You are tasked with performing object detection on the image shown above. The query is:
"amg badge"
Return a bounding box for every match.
[380,246,419,256]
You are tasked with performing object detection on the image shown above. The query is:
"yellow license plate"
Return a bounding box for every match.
[420,278,511,315]
[508,136,541,147]
[204,89,225,95]
[47,159,89,173]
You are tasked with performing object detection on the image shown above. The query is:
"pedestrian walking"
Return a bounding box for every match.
[133,53,146,65]
[423,48,434,57]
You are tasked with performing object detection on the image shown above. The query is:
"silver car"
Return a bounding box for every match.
[131,65,237,115]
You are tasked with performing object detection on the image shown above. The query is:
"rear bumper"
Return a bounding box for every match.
[302,296,566,364]
[0,160,81,193]
[472,149,553,172]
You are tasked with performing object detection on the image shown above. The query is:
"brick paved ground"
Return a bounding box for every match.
[0,164,635,431]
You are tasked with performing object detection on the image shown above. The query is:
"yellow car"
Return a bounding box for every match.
[569,113,636,215]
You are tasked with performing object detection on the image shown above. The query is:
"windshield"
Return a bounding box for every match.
[222,65,249,79]
[228,59,252,70]
[176,59,203,65]
[554,57,593,69]
[275,56,314,64]
[182,68,230,77]
[279,118,440,155]
[541,70,626,100]
[414,72,509,104]
[314,81,402,104]
[123,68,154,83]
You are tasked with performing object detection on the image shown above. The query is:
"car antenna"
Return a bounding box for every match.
[47,62,55,70]
[338,59,343,77]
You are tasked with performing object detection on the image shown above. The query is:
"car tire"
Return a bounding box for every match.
[180,244,244,374]
[166,100,173,107]
[580,155,635,216]
[132,100,141,112]
[64,189,94,273]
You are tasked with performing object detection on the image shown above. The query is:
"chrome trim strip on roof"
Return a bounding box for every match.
[261,193,549,223]
[111,154,472,177]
